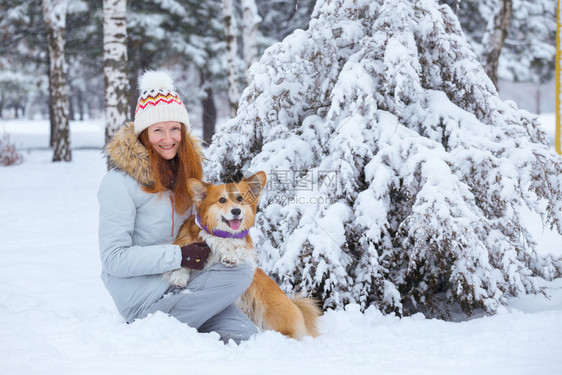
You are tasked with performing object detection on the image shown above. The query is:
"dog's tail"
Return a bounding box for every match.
[290,294,322,337]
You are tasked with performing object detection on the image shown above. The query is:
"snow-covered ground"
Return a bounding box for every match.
[1,117,561,374]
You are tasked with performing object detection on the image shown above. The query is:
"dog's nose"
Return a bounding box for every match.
[231,208,241,216]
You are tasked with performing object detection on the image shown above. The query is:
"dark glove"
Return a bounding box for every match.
[180,242,211,270]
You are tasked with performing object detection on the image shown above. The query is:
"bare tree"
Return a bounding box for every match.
[481,0,513,88]
[42,0,71,162]
[103,0,129,157]
[224,0,240,117]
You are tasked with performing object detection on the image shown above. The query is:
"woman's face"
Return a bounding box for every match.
[147,121,182,160]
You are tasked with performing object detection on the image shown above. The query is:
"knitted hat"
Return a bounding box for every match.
[134,70,190,134]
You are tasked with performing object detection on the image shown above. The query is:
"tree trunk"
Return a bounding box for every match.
[47,54,55,148]
[481,0,513,88]
[68,84,75,121]
[202,86,217,145]
[77,88,84,120]
[128,72,138,120]
[42,0,71,162]
[535,86,540,114]
[199,68,217,145]
[224,0,240,118]
[103,0,129,167]
[241,0,261,84]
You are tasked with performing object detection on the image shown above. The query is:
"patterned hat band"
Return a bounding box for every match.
[135,90,184,113]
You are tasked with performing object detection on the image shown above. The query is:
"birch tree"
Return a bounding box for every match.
[103,0,129,151]
[42,0,71,162]
[224,0,240,117]
[241,0,261,83]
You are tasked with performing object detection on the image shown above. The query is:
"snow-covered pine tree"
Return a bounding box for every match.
[126,0,224,141]
[66,1,104,121]
[0,0,48,119]
[205,0,562,318]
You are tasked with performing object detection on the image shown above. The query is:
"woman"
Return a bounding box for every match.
[98,70,257,343]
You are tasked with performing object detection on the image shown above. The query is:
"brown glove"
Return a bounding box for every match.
[180,242,211,270]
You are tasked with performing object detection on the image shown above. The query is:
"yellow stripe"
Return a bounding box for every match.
[549,0,561,244]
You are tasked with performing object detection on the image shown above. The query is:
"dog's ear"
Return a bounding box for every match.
[187,179,209,203]
[244,171,267,202]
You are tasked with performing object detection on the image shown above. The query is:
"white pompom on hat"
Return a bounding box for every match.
[133,70,191,134]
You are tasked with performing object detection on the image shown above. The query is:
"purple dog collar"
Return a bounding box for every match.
[195,214,249,239]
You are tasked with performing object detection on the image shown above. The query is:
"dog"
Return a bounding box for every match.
[165,171,321,339]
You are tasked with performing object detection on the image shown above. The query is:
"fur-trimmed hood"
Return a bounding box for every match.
[105,122,203,187]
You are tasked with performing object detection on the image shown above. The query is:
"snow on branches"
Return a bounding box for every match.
[205,0,562,318]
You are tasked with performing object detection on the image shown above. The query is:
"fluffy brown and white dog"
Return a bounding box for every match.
[165,171,321,339]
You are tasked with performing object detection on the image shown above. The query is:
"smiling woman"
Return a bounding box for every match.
[98,70,259,344]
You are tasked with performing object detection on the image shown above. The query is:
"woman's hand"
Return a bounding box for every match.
[180,242,211,270]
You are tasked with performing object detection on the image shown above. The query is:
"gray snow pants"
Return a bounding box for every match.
[140,263,258,344]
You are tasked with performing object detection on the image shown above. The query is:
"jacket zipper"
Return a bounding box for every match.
[169,195,175,238]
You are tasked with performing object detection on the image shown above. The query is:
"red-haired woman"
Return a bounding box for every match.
[98,70,257,343]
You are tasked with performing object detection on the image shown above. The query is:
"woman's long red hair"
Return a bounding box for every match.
[139,124,203,215]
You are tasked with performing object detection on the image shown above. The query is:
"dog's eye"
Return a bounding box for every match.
[236,196,243,202]
[219,197,227,204]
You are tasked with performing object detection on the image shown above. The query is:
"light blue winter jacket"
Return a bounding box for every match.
[98,123,201,322]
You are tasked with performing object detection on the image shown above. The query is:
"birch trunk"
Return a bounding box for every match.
[224,0,240,117]
[42,0,71,162]
[481,0,513,88]
[103,0,129,154]
[241,0,261,83]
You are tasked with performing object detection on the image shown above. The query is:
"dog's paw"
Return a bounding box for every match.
[221,253,240,267]
[166,268,190,287]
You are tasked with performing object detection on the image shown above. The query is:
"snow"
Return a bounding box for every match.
[1,118,561,374]
[2,119,105,150]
